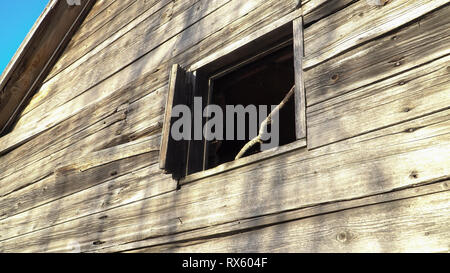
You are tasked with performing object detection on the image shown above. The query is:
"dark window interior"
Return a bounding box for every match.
[205,43,296,169]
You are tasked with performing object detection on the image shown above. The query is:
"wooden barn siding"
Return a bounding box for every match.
[0,0,449,252]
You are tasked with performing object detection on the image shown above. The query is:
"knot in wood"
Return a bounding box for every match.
[92,240,105,246]
[409,170,419,179]
[402,106,412,113]
[331,74,339,82]
[336,230,352,243]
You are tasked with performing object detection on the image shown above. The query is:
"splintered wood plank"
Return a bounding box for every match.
[303,0,449,69]
[304,4,450,106]
[0,111,448,252]
[55,135,160,175]
[130,189,450,253]
[0,87,166,200]
[0,79,166,185]
[307,55,450,149]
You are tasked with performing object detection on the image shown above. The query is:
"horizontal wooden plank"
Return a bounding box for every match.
[303,0,357,25]
[121,181,450,252]
[307,54,450,149]
[0,116,125,199]
[178,0,299,68]
[55,135,160,175]
[0,99,127,180]
[304,4,450,106]
[189,8,302,71]
[0,163,177,242]
[0,109,448,252]
[181,139,307,185]
[303,0,448,69]
[129,189,450,252]
[0,127,163,219]
[0,135,162,224]
[104,111,450,252]
[0,87,166,199]
[59,0,139,51]
[0,81,165,184]
[81,0,117,25]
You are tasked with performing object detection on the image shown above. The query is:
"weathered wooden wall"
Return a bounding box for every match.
[0,0,449,252]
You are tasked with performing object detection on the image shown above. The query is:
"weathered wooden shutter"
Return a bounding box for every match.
[159,64,194,179]
[293,16,307,140]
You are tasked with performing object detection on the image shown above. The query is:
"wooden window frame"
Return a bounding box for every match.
[160,14,307,183]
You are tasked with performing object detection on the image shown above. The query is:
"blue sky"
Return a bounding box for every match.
[0,1,49,75]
